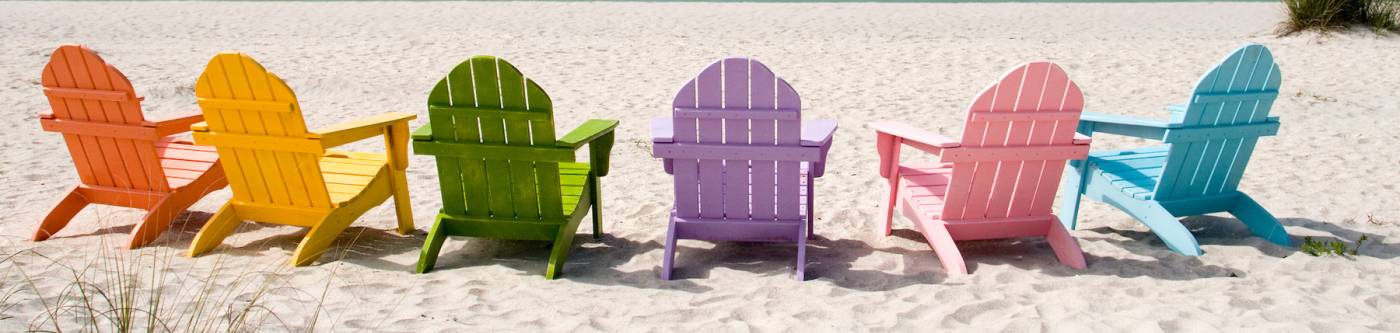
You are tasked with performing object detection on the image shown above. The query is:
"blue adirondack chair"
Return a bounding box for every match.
[1059,43,1290,256]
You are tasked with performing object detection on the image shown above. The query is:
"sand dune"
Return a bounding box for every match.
[1,2,1398,331]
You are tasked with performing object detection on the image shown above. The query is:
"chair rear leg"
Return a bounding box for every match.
[35,186,89,241]
[1229,193,1291,246]
[138,169,228,248]
[1046,217,1087,269]
[291,211,356,266]
[188,202,241,257]
[916,219,967,275]
[1133,203,1202,256]
[416,215,451,273]
[660,218,679,280]
[545,228,579,280]
[130,193,193,249]
[1100,192,1202,256]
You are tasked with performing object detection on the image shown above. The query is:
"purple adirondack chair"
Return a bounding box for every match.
[651,58,837,281]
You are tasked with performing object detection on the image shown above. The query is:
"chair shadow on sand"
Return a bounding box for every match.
[54,206,1397,294]
[132,207,425,270]
[423,233,712,292]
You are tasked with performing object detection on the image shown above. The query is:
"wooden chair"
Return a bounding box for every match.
[1059,44,1289,255]
[185,52,415,266]
[35,44,227,248]
[413,56,618,279]
[652,58,837,280]
[873,61,1090,274]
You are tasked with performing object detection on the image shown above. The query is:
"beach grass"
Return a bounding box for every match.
[0,218,335,332]
[1281,0,1399,34]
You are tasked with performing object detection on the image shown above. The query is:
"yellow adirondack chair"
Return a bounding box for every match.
[185,52,415,266]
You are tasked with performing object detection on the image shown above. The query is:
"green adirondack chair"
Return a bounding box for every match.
[413,56,618,279]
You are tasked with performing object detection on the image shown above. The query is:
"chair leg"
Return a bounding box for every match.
[1229,193,1291,246]
[188,202,240,257]
[1133,202,1203,256]
[35,185,89,241]
[388,169,414,235]
[129,193,193,249]
[590,174,603,241]
[291,211,355,266]
[416,215,451,274]
[1058,160,1090,230]
[660,218,679,280]
[545,228,578,280]
[137,168,227,248]
[1090,173,1203,256]
[806,172,815,239]
[916,219,967,275]
[1046,217,1087,269]
[881,176,901,237]
[795,219,808,281]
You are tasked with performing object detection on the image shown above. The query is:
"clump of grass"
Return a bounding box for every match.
[1280,0,1400,34]
[1,232,333,332]
[1300,234,1369,256]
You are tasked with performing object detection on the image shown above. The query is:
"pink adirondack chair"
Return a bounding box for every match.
[872,61,1090,275]
[652,58,837,281]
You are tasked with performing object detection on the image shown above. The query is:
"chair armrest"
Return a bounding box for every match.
[411,123,433,141]
[557,119,620,149]
[557,119,619,176]
[143,112,204,137]
[1081,112,1179,129]
[650,118,673,143]
[1078,112,1179,141]
[1073,133,1092,145]
[801,120,837,147]
[871,121,960,153]
[310,112,416,149]
[191,121,209,132]
[1166,103,1187,113]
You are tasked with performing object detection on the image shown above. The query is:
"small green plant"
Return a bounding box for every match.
[630,138,652,152]
[1294,90,1338,102]
[1280,0,1400,34]
[1300,234,1370,256]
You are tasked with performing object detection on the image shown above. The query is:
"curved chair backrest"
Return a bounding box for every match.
[667,58,806,221]
[423,56,569,220]
[1153,44,1282,200]
[942,61,1085,220]
[41,44,170,192]
[193,53,332,208]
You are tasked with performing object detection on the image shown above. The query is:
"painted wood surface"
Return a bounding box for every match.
[186,52,414,266]
[653,58,837,281]
[412,56,617,279]
[34,44,228,249]
[1059,44,1290,256]
[872,61,1089,275]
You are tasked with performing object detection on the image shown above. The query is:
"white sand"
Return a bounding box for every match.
[2,2,1398,331]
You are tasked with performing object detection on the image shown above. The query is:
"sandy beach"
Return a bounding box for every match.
[1,2,1398,331]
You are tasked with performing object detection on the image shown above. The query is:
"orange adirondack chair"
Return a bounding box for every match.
[35,44,228,248]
